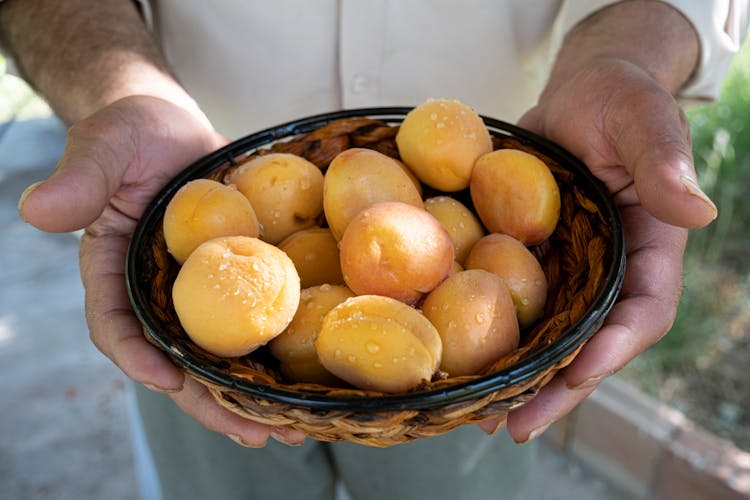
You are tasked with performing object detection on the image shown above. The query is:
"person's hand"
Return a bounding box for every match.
[479,58,718,442]
[18,95,305,448]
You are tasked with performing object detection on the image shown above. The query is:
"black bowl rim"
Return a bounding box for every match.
[126,107,625,412]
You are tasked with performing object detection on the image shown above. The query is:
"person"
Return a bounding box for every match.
[1,1,747,499]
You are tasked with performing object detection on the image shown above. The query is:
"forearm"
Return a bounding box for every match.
[0,0,206,125]
[544,0,700,97]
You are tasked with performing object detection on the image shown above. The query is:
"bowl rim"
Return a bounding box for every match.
[126,107,625,412]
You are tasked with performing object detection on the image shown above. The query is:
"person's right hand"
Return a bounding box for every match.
[18,95,306,448]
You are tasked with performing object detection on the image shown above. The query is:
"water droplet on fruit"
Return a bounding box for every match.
[366,342,380,354]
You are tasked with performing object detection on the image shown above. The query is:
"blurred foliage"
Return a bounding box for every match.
[689,42,750,267]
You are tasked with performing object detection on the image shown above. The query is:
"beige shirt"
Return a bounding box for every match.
[140,1,749,139]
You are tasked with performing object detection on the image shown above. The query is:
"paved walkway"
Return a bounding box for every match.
[0,116,632,500]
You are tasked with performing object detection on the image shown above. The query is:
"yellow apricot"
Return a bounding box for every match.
[269,284,354,385]
[424,196,485,264]
[339,201,454,305]
[323,148,423,240]
[172,236,300,357]
[226,153,324,244]
[449,260,464,276]
[422,269,519,376]
[470,148,560,245]
[464,233,547,329]
[163,179,260,265]
[315,295,442,393]
[396,98,492,192]
[277,227,343,288]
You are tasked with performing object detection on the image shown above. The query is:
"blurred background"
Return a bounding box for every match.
[1,34,748,499]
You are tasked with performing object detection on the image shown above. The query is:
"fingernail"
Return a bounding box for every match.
[481,414,508,435]
[680,175,718,218]
[143,382,182,394]
[227,434,265,448]
[517,423,550,444]
[567,372,608,391]
[271,429,305,447]
[18,181,43,221]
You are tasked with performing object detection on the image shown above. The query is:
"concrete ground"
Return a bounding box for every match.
[0,116,633,500]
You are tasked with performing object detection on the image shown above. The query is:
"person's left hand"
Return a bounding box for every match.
[479,58,717,442]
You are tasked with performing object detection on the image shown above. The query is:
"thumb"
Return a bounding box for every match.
[608,91,717,229]
[18,120,133,233]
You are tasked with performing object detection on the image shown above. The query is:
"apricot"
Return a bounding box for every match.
[268,284,354,385]
[277,227,343,288]
[424,196,485,264]
[464,233,547,329]
[226,153,324,244]
[339,201,454,305]
[172,236,300,358]
[395,158,424,197]
[315,295,442,393]
[163,179,260,265]
[449,260,464,276]
[470,148,560,245]
[395,98,492,192]
[323,148,423,240]
[422,270,519,376]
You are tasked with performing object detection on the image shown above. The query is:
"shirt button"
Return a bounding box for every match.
[351,73,371,94]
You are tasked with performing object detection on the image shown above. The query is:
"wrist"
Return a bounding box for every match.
[89,60,211,129]
[543,0,699,99]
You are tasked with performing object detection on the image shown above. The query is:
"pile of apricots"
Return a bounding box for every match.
[165,98,561,393]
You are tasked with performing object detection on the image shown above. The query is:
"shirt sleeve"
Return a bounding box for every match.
[667,0,749,102]
[549,0,749,103]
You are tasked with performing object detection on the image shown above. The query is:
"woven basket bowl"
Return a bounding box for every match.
[126,107,625,447]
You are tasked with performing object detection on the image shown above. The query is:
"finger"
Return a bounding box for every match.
[507,377,596,443]
[478,412,508,435]
[170,377,273,448]
[18,113,137,233]
[270,427,308,446]
[606,85,717,228]
[563,207,687,388]
[80,230,185,392]
[18,96,225,233]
